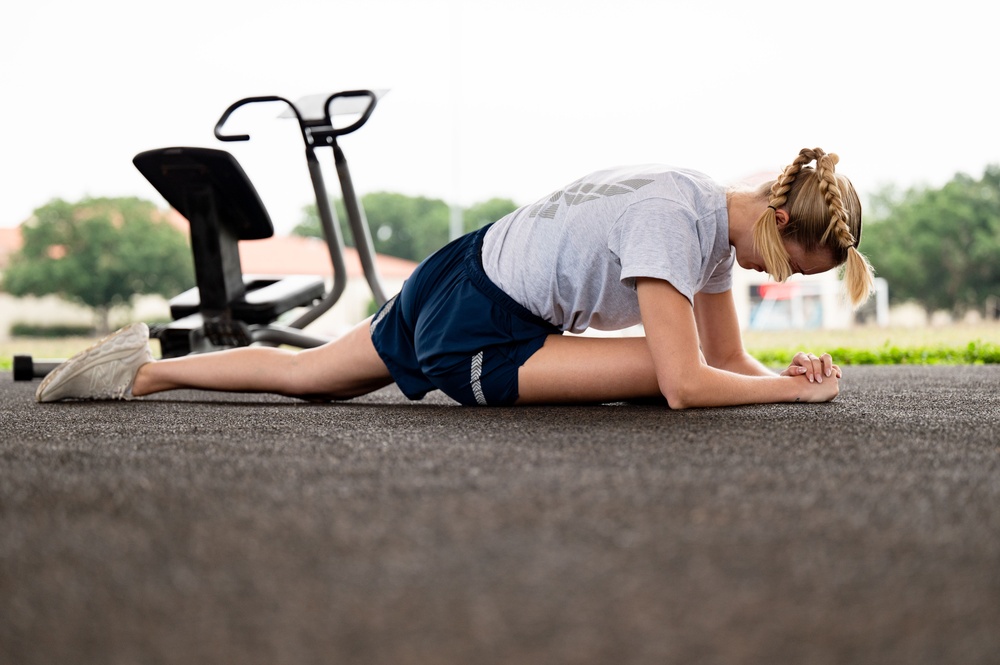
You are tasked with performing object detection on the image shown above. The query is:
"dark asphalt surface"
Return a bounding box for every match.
[2,365,999,665]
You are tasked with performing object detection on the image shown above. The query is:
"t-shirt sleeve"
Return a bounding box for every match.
[609,198,704,305]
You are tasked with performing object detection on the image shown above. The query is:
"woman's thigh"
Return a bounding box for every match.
[292,317,395,399]
[516,334,661,404]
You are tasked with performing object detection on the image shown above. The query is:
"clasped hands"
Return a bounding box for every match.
[780,351,841,384]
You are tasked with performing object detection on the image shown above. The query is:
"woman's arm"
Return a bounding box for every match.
[638,278,838,409]
[693,289,840,384]
[693,290,775,376]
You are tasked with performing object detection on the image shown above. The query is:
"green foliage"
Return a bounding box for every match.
[2,197,194,332]
[290,199,345,240]
[463,198,519,234]
[751,340,1000,366]
[863,165,1000,314]
[293,193,520,262]
[10,323,96,338]
[363,192,451,261]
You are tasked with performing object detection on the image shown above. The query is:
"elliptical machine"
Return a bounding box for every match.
[13,90,390,380]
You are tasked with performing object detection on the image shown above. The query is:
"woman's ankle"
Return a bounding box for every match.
[130,361,156,397]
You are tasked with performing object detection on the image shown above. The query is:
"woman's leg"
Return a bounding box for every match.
[132,317,394,400]
[516,335,662,404]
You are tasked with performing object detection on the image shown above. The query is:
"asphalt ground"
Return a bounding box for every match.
[1,365,998,665]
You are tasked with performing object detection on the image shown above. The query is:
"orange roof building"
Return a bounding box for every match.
[237,234,416,281]
[162,208,416,280]
[0,227,22,271]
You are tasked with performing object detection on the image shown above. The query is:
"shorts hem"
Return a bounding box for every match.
[372,343,431,401]
[503,332,551,405]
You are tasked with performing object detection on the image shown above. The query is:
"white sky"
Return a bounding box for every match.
[2,0,997,235]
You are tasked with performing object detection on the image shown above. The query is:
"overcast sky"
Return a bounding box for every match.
[2,0,997,235]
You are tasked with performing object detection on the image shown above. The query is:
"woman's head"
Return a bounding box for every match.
[751,147,875,307]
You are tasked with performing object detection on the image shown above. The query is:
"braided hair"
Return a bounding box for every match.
[751,147,875,307]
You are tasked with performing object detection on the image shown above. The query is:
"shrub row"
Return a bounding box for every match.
[10,323,96,338]
[751,340,1000,366]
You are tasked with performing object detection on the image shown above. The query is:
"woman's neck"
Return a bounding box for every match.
[726,189,767,249]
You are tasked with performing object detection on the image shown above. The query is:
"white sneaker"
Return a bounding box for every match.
[35,322,154,403]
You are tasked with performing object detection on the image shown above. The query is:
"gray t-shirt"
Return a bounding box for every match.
[481,165,734,333]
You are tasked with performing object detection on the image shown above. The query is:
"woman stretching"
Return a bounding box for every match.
[36,147,874,409]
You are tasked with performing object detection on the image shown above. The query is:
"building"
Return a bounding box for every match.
[0,227,20,272]
[734,269,890,330]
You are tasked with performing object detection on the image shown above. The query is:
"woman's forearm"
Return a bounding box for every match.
[714,351,778,378]
[661,363,838,409]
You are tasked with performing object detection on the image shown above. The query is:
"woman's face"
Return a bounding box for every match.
[738,239,838,278]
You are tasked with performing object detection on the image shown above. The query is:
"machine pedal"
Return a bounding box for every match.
[204,319,254,347]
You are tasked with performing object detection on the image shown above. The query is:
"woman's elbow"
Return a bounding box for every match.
[659,379,696,410]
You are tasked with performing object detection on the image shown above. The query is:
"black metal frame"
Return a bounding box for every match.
[213,90,389,330]
[12,90,391,378]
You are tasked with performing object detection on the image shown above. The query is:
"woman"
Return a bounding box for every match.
[35,147,874,409]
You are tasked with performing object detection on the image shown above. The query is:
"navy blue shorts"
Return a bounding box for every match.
[369,224,562,406]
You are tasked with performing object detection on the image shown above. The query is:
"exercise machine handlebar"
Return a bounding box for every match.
[214,90,379,144]
[209,90,390,325]
[319,90,378,138]
[214,95,308,143]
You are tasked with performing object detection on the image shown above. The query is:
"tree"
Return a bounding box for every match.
[2,197,194,334]
[361,192,452,261]
[862,165,1000,315]
[293,193,520,262]
[293,192,447,262]
[463,198,519,234]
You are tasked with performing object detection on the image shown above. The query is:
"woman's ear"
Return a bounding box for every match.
[774,207,791,229]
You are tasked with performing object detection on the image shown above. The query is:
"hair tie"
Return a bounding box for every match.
[767,205,777,211]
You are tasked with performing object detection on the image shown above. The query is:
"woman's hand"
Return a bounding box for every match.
[792,369,841,402]
[781,352,841,384]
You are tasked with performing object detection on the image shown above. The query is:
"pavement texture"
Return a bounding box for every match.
[1,365,999,665]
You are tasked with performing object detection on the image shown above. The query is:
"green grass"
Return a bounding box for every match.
[749,340,1000,366]
[742,323,1000,366]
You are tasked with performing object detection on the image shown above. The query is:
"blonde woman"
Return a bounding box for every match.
[36,147,875,409]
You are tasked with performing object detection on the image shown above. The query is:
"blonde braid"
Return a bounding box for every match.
[771,148,821,208]
[812,151,875,307]
[816,152,855,247]
[751,148,821,282]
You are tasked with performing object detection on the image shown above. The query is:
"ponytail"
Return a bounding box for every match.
[751,205,792,282]
[843,246,876,308]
